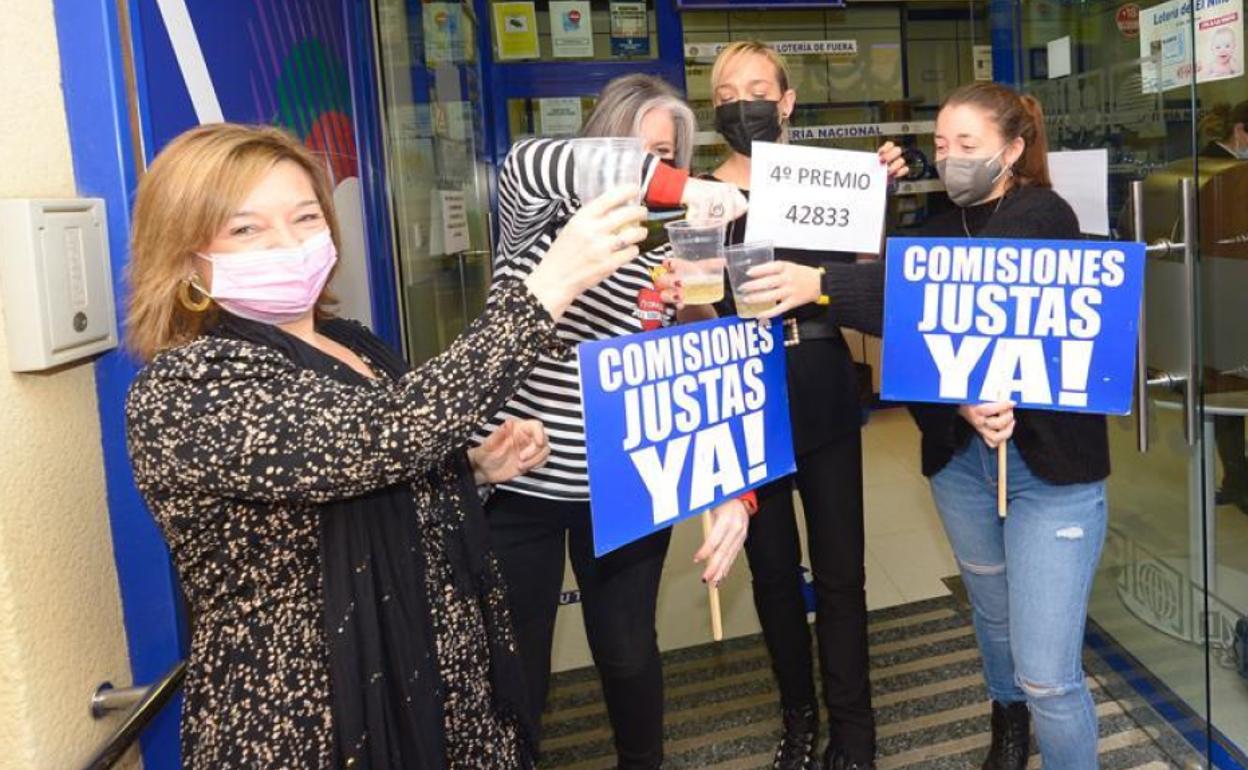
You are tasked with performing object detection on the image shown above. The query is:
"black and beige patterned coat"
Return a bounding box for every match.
[124,282,559,769]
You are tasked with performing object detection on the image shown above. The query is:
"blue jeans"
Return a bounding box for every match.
[929,440,1107,770]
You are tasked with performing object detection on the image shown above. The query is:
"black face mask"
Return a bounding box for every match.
[714,100,783,157]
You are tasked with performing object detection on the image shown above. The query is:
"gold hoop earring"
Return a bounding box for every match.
[178,275,212,313]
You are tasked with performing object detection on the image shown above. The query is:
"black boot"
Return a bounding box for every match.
[821,746,876,770]
[772,704,819,770]
[982,701,1030,770]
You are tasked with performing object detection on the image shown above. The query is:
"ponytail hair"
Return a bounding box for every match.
[942,83,1052,189]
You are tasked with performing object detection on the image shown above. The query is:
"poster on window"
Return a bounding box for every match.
[538,97,584,136]
[493,1,541,61]
[973,44,995,80]
[423,3,471,66]
[609,1,650,56]
[550,1,594,58]
[1140,0,1243,93]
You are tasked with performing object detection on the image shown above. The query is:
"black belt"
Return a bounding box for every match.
[782,316,843,347]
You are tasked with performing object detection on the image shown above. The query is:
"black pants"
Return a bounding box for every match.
[745,429,875,761]
[1216,414,1248,491]
[486,490,671,770]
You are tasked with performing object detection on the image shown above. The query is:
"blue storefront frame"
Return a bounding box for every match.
[51,1,401,767]
[52,2,186,766]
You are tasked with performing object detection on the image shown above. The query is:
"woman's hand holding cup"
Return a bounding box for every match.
[525,184,647,321]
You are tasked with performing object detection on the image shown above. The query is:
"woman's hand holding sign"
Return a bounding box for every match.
[958,401,1016,449]
[877,140,908,181]
[694,498,750,586]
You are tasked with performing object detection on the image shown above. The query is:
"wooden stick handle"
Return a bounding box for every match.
[701,511,724,642]
[996,389,1010,520]
[997,441,1008,519]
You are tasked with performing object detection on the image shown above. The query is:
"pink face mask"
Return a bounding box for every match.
[201,230,338,325]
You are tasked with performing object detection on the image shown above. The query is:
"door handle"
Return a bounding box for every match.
[1132,180,1149,452]
[82,661,186,770]
[1132,177,1199,450]
[1180,176,1199,447]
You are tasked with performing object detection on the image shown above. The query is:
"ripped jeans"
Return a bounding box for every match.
[929,440,1107,770]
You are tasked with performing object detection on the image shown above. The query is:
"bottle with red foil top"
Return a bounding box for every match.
[635,286,670,331]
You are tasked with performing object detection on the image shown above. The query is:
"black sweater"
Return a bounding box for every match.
[719,191,863,456]
[817,186,1110,484]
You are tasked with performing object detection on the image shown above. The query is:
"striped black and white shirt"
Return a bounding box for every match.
[476,138,670,500]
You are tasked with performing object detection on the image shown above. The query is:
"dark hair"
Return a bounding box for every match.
[1200,101,1248,141]
[942,82,1051,188]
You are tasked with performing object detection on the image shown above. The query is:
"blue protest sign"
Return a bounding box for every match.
[881,237,1145,414]
[578,317,797,556]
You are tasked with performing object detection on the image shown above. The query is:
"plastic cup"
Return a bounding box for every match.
[572,137,645,204]
[724,241,776,318]
[664,219,727,305]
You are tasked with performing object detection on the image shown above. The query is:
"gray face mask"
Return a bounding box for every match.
[937,147,1008,207]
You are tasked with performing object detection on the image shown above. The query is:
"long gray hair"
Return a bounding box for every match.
[580,74,697,169]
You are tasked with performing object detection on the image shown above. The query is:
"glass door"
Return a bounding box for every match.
[1018,0,1248,765]
[1194,4,1248,761]
[374,0,495,363]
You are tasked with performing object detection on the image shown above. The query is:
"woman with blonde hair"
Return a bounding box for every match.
[124,122,648,769]
[704,41,908,770]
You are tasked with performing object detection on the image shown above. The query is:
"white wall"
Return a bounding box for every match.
[0,1,138,767]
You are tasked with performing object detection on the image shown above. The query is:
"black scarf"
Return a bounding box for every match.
[213,313,535,769]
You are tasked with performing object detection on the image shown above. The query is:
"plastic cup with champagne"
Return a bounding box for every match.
[664,219,728,305]
[572,137,646,205]
[724,241,776,318]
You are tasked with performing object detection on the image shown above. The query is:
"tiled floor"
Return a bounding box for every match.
[542,595,1196,769]
[861,405,1248,764]
[860,407,959,608]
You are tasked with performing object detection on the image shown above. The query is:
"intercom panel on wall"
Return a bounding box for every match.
[0,199,118,371]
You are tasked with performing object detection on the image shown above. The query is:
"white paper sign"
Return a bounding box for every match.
[744,143,889,255]
[696,120,936,147]
[1047,149,1111,236]
[439,189,470,254]
[1047,36,1073,78]
[538,97,583,136]
[685,39,857,60]
[973,44,994,80]
[550,1,594,58]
